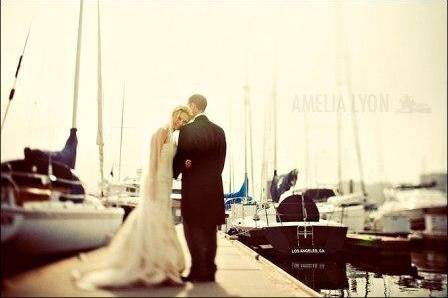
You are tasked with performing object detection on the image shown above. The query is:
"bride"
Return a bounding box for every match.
[74,105,193,290]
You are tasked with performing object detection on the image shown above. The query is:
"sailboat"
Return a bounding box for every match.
[223,82,256,231]
[100,84,141,219]
[0,0,124,253]
[313,3,375,233]
[228,72,347,257]
[314,111,370,232]
[224,174,253,209]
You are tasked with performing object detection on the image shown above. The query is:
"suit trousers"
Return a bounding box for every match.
[183,221,218,278]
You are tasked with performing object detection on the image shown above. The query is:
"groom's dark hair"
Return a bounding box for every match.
[188,94,207,112]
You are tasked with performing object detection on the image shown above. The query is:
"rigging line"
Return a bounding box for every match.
[1,24,31,133]
[374,114,387,183]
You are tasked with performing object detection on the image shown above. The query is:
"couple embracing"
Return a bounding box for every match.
[75,94,226,289]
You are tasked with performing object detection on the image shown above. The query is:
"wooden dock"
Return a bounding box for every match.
[2,225,320,297]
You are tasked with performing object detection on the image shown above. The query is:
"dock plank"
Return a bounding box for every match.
[2,225,320,297]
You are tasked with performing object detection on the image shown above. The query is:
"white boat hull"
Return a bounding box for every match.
[317,203,366,233]
[425,213,447,234]
[315,193,369,233]
[2,205,124,254]
[373,214,411,234]
[372,189,447,234]
[1,212,24,243]
[102,195,139,207]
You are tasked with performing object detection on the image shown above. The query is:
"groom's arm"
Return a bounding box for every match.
[173,148,182,180]
[173,152,182,179]
[217,129,227,174]
[173,127,187,179]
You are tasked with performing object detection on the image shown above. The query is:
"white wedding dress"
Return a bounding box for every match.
[74,128,185,290]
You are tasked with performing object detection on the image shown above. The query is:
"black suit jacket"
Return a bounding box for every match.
[173,115,226,226]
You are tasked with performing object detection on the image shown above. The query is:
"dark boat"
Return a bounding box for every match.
[230,190,348,257]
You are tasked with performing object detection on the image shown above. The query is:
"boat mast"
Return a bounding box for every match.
[240,45,255,199]
[228,101,234,192]
[118,82,125,181]
[336,109,343,193]
[350,79,366,196]
[97,0,105,196]
[337,2,367,197]
[243,76,250,198]
[1,25,31,134]
[304,108,309,188]
[72,0,84,129]
[265,63,278,201]
[273,63,278,173]
[335,2,343,194]
[259,91,269,202]
[336,110,343,193]
[247,85,255,198]
[228,150,233,192]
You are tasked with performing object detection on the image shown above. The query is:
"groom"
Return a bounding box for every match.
[173,94,226,282]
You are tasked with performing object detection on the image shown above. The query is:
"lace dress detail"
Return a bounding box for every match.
[74,129,185,290]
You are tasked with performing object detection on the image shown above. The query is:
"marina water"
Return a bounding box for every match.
[250,243,447,297]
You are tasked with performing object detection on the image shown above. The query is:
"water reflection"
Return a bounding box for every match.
[347,254,418,278]
[274,257,348,291]
[411,250,447,274]
[257,248,447,297]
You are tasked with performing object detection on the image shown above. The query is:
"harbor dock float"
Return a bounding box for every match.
[2,225,320,297]
[345,233,411,257]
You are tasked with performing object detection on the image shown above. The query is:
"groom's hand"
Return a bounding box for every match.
[185,159,192,169]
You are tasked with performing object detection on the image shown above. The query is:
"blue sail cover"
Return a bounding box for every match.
[24,128,78,169]
[270,169,298,203]
[224,174,253,210]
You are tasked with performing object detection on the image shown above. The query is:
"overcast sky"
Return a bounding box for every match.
[1,0,446,199]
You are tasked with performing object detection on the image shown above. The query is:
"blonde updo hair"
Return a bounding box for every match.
[171,105,193,124]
